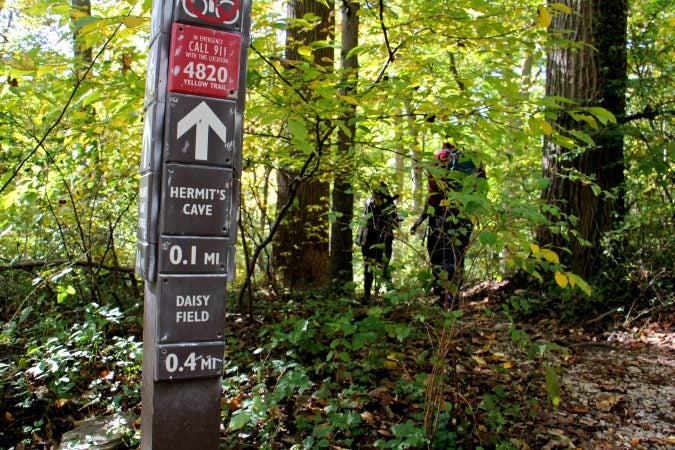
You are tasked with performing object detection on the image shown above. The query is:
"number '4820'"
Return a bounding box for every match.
[183,61,228,83]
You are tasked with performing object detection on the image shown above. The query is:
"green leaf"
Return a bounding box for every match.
[228,410,251,431]
[478,231,497,245]
[568,111,598,129]
[567,273,592,296]
[81,90,105,107]
[586,107,617,124]
[287,119,308,142]
[567,129,595,145]
[536,176,551,189]
[544,364,561,408]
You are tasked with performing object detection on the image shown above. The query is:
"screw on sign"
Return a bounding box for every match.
[182,0,240,25]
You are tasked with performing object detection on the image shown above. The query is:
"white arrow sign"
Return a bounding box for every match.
[176,101,228,161]
[141,116,153,170]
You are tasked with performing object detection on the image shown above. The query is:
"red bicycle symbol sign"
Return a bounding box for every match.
[182,0,240,25]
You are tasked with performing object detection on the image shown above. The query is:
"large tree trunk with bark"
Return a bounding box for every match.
[329,0,359,287]
[538,0,626,277]
[273,0,334,291]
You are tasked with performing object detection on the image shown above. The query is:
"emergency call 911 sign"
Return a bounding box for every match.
[168,23,241,99]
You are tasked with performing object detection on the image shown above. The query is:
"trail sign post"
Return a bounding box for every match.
[136,1,251,448]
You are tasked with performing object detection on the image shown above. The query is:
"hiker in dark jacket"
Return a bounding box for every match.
[410,142,486,308]
[359,184,401,300]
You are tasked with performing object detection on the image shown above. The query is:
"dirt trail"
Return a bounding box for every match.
[460,283,675,449]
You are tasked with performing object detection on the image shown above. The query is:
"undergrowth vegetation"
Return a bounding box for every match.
[215,290,553,449]
[6,265,671,448]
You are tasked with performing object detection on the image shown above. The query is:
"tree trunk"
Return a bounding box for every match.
[273,0,334,291]
[404,98,424,211]
[538,0,627,277]
[592,0,627,218]
[329,0,359,287]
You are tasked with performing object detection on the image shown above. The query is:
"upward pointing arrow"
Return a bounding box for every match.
[141,117,153,169]
[176,101,228,161]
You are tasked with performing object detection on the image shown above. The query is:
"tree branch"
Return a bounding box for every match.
[0,14,126,194]
[620,106,675,124]
[0,259,135,274]
[237,124,336,317]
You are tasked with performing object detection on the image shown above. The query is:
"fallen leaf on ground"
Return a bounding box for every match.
[472,355,487,366]
[565,403,589,414]
[360,411,376,427]
[595,393,623,412]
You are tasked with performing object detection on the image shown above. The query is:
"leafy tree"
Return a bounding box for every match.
[271,0,335,291]
[537,0,628,277]
[1,0,147,303]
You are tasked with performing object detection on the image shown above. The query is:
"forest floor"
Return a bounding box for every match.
[4,279,673,449]
[451,281,675,450]
[218,279,675,449]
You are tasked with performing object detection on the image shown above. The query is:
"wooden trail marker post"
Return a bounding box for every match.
[136,1,251,448]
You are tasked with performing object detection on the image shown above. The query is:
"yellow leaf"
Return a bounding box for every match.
[471,355,487,366]
[297,45,312,58]
[530,243,540,254]
[540,249,560,264]
[36,64,67,78]
[339,95,359,106]
[71,10,89,20]
[550,2,573,14]
[595,393,622,412]
[1,189,21,210]
[384,359,398,370]
[361,411,376,426]
[537,7,552,27]
[489,352,506,361]
[54,398,68,408]
[567,274,576,288]
[123,16,146,29]
[503,361,513,369]
[554,271,568,288]
[387,352,404,361]
[539,119,553,135]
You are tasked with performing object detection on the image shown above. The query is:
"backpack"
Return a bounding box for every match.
[355,200,371,247]
[355,224,368,247]
[442,149,478,189]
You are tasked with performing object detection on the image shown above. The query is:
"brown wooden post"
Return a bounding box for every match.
[136,1,251,448]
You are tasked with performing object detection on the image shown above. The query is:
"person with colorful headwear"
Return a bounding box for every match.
[410,141,486,308]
